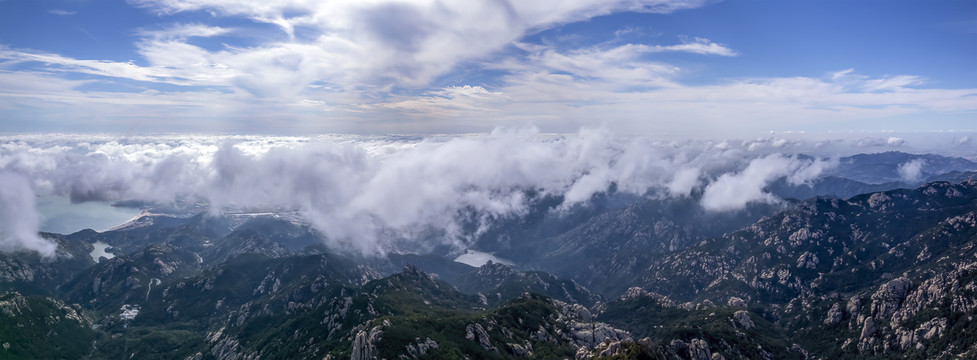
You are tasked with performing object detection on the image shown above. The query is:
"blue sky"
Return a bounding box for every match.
[0,0,975,137]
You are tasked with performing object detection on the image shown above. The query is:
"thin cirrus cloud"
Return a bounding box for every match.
[0,47,205,86]
[644,37,738,56]
[48,9,78,16]
[135,23,233,40]
[376,69,977,136]
[124,0,713,88]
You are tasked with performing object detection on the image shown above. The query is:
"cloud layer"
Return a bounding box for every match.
[6,129,954,256]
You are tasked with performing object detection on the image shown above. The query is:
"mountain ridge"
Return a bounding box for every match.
[2,168,977,358]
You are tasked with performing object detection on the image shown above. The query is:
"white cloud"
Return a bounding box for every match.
[897,158,926,183]
[442,69,977,137]
[377,85,507,117]
[122,0,711,90]
[862,75,925,92]
[786,157,837,186]
[440,85,502,97]
[647,37,736,56]
[666,166,701,197]
[49,9,77,16]
[0,171,57,256]
[887,137,906,146]
[700,154,832,212]
[0,47,207,86]
[136,23,233,40]
[831,68,855,81]
[0,0,721,113]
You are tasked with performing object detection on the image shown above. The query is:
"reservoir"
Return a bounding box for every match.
[453,249,515,267]
[90,241,115,262]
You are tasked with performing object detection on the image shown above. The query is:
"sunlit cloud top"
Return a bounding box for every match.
[0,0,974,136]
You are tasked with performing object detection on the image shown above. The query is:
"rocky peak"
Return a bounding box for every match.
[401,263,421,275]
[474,260,513,278]
[870,277,911,319]
[732,310,755,330]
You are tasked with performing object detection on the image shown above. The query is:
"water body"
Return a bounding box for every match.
[90,241,115,263]
[453,249,515,267]
[37,196,143,234]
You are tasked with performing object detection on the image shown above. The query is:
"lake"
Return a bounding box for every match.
[37,196,143,235]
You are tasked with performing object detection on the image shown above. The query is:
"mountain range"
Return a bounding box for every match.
[1,151,977,359]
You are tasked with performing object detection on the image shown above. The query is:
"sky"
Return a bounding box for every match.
[0,0,973,137]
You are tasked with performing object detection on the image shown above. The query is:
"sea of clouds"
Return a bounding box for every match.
[0,128,967,257]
